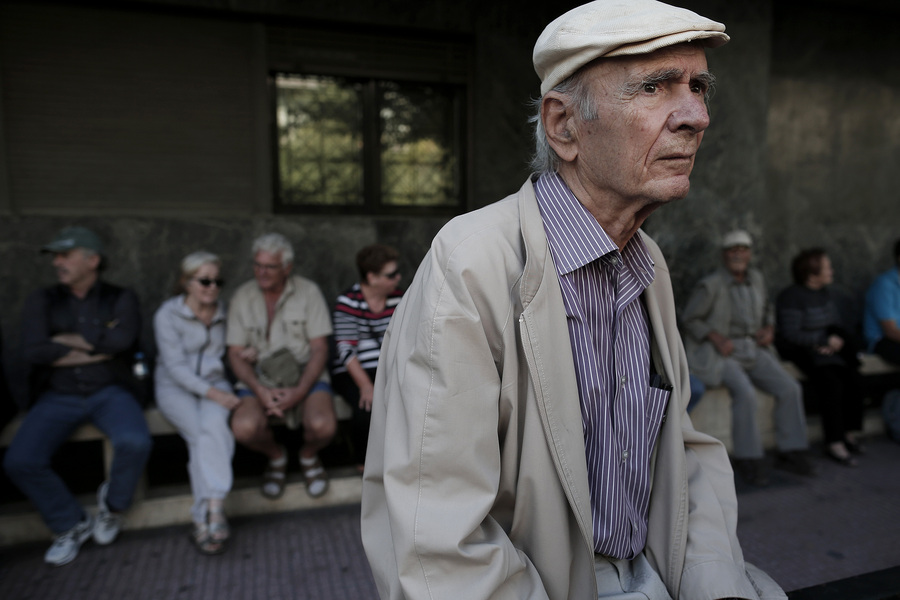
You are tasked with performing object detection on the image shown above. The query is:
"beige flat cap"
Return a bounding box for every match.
[722,229,753,248]
[534,0,729,95]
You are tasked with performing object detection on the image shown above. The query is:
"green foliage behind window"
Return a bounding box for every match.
[275,74,463,213]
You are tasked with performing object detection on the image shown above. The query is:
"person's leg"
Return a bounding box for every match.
[2,391,88,533]
[300,382,337,460]
[332,370,370,466]
[874,338,900,366]
[88,385,152,512]
[154,381,206,523]
[746,351,808,453]
[809,366,845,445]
[231,390,286,499]
[197,396,235,504]
[719,359,763,459]
[686,374,706,413]
[230,392,282,459]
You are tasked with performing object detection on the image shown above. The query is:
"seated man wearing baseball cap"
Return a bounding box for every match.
[3,226,152,566]
[362,1,785,599]
[683,230,812,487]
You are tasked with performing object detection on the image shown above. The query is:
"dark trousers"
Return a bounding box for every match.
[332,369,376,466]
[806,364,865,443]
[778,337,864,444]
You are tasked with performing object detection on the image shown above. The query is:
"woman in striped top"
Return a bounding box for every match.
[331,244,404,472]
[775,248,864,466]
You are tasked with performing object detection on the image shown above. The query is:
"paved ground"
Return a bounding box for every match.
[1,435,899,599]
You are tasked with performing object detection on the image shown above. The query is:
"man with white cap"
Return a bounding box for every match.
[682,230,811,487]
[362,2,785,599]
[4,226,152,566]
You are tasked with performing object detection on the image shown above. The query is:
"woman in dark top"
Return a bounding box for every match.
[776,248,864,466]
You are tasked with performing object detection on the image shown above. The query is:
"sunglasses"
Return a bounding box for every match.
[381,269,401,279]
[194,277,225,288]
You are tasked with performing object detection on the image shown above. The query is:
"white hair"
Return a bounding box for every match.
[529,69,598,175]
[180,250,221,278]
[252,232,294,266]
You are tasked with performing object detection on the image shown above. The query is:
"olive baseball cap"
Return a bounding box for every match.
[41,226,105,255]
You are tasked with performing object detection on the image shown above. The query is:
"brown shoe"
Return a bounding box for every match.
[734,458,769,486]
[775,450,815,476]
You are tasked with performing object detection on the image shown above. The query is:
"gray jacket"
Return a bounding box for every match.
[153,295,230,398]
[682,268,775,386]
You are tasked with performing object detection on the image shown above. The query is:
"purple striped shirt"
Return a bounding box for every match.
[534,172,670,559]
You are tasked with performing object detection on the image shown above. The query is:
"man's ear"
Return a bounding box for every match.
[541,92,578,163]
[86,252,101,270]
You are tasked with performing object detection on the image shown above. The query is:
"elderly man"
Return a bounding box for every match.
[362,2,785,599]
[227,232,336,499]
[4,226,152,566]
[683,230,811,486]
[863,238,900,365]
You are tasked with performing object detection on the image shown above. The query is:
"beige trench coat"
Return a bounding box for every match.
[361,179,785,600]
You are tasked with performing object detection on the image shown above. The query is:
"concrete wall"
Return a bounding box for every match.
[1,0,898,403]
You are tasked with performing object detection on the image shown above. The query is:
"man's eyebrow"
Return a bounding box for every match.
[620,68,716,98]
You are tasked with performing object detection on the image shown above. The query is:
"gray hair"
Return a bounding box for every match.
[529,69,598,175]
[252,232,294,266]
[181,250,221,278]
[175,250,221,296]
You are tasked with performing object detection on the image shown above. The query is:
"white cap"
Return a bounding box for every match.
[722,230,753,249]
[533,0,729,95]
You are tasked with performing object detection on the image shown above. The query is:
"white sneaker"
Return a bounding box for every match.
[45,515,93,566]
[93,481,123,545]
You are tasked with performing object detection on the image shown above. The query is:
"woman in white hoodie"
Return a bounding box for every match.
[153,251,239,555]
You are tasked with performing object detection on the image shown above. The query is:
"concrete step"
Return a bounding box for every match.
[0,468,363,548]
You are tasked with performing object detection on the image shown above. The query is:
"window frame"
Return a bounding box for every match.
[270,70,468,217]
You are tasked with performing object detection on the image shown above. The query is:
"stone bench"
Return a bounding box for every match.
[688,354,899,453]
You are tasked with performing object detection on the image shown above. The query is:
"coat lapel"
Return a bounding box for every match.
[517,181,595,548]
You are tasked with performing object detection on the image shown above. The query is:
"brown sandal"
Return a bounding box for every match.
[301,455,329,498]
[261,446,288,500]
[191,522,225,555]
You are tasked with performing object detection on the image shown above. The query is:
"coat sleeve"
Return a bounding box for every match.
[153,304,211,398]
[682,278,717,342]
[361,239,550,600]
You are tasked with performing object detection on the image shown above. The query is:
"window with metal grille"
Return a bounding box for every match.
[274,73,465,214]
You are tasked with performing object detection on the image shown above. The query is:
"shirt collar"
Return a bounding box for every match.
[534,172,654,285]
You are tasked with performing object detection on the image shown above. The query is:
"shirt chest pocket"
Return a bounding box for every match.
[280,309,308,341]
[645,386,671,451]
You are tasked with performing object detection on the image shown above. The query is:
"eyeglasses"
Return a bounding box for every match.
[381,269,401,279]
[194,278,225,288]
[253,262,283,272]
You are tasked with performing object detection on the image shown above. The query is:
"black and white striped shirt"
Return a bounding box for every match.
[332,283,403,374]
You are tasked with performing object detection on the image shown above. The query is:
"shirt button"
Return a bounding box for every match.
[622,450,630,461]
[620,375,627,387]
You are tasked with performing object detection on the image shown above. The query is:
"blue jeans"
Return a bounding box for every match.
[3,385,152,534]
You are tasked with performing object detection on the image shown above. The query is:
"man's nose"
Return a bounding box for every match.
[668,88,710,133]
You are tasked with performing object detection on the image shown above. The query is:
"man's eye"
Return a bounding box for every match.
[690,83,707,94]
[642,83,658,93]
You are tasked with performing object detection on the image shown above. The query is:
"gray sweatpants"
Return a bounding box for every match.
[155,380,234,524]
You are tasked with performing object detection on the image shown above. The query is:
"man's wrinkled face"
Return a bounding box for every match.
[52,248,99,288]
[253,250,291,293]
[723,245,752,276]
[570,44,712,207]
